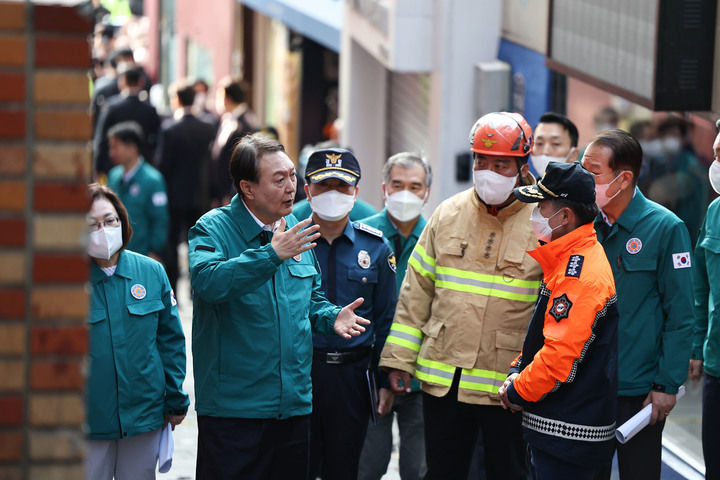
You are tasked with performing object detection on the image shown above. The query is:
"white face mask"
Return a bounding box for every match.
[531,154,569,177]
[309,190,355,222]
[530,206,563,243]
[640,139,663,159]
[594,172,625,209]
[661,136,682,156]
[385,190,426,222]
[709,160,720,195]
[88,226,123,260]
[473,170,518,206]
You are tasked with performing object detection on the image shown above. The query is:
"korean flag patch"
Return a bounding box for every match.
[549,293,573,322]
[672,252,691,269]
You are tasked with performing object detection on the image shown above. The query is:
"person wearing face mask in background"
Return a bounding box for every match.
[528,112,580,178]
[582,129,694,480]
[644,116,708,245]
[689,119,720,480]
[357,152,432,480]
[302,148,398,480]
[85,184,189,480]
[380,112,543,480]
[498,161,618,479]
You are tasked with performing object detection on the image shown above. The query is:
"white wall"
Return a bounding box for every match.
[341,0,503,211]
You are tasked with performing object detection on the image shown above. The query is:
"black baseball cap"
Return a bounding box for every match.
[513,161,595,203]
[305,148,361,186]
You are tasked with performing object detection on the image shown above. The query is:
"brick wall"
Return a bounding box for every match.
[0,2,92,478]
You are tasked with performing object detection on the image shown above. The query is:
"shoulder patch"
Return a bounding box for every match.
[354,222,383,238]
[387,253,397,273]
[672,252,691,269]
[549,293,573,322]
[565,255,584,278]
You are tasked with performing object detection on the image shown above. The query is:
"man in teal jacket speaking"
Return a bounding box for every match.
[189,133,370,480]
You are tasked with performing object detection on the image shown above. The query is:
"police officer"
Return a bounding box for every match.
[582,129,694,480]
[303,148,398,480]
[106,121,169,260]
[358,152,431,480]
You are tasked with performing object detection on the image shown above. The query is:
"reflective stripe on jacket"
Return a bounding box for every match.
[380,183,543,405]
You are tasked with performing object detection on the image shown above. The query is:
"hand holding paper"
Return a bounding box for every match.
[615,385,685,444]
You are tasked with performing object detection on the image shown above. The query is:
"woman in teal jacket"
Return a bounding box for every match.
[85,184,189,480]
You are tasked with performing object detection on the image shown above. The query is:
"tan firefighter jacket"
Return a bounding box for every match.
[380,179,543,405]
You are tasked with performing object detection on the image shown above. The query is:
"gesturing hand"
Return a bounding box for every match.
[334,297,371,339]
[271,218,321,260]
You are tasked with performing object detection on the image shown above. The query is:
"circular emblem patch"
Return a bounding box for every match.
[549,293,573,322]
[358,250,371,269]
[626,238,642,254]
[130,183,140,197]
[131,284,146,300]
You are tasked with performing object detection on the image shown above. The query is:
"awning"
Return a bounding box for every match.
[241,0,343,52]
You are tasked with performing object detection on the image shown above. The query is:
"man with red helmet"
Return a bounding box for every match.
[380,112,543,479]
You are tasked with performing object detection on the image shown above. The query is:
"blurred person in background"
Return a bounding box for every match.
[192,79,219,127]
[85,183,188,480]
[106,121,168,260]
[155,79,216,295]
[646,116,707,244]
[689,119,720,480]
[94,63,160,180]
[209,76,259,208]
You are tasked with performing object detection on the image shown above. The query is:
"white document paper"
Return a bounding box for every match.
[158,422,174,473]
[615,385,685,444]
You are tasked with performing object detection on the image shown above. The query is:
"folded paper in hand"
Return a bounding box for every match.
[158,422,174,473]
[615,385,685,444]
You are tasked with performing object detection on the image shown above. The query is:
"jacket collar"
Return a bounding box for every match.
[613,187,646,232]
[230,194,266,243]
[377,208,427,240]
[90,250,132,284]
[528,223,597,272]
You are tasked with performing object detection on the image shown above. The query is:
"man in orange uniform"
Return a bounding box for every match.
[499,162,619,479]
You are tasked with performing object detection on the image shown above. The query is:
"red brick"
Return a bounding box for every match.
[0,181,25,212]
[0,219,25,247]
[34,111,91,141]
[0,144,26,175]
[0,432,23,462]
[34,5,92,34]
[31,326,87,355]
[0,74,25,102]
[35,37,90,68]
[30,361,84,391]
[33,254,89,283]
[33,183,89,212]
[0,289,25,319]
[0,2,26,31]
[0,36,26,67]
[0,110,26,139]
[0,397,23,426]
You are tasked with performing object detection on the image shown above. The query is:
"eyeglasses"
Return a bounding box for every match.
[87,216,120,231]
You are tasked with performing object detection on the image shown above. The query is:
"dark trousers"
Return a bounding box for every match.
[529,446,603,480]
[423,372,528,480]
[599,395,665,480]
[163,207,201,294]
[703,374,720,480]
[196,414,310,480]
[308,352,371,480]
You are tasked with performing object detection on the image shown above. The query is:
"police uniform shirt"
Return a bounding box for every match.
[311,220,397,354]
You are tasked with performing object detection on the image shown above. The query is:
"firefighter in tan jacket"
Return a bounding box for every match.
[380,112,543,480]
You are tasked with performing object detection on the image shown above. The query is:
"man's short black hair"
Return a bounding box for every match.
[169,79,195,107]
[117,64,141,87]
[551,198,599,226]
[219,76,248,105]
[537,112,579,148]
[108,121,144,152]
[230,133,286,196]
[657,115,688,138]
